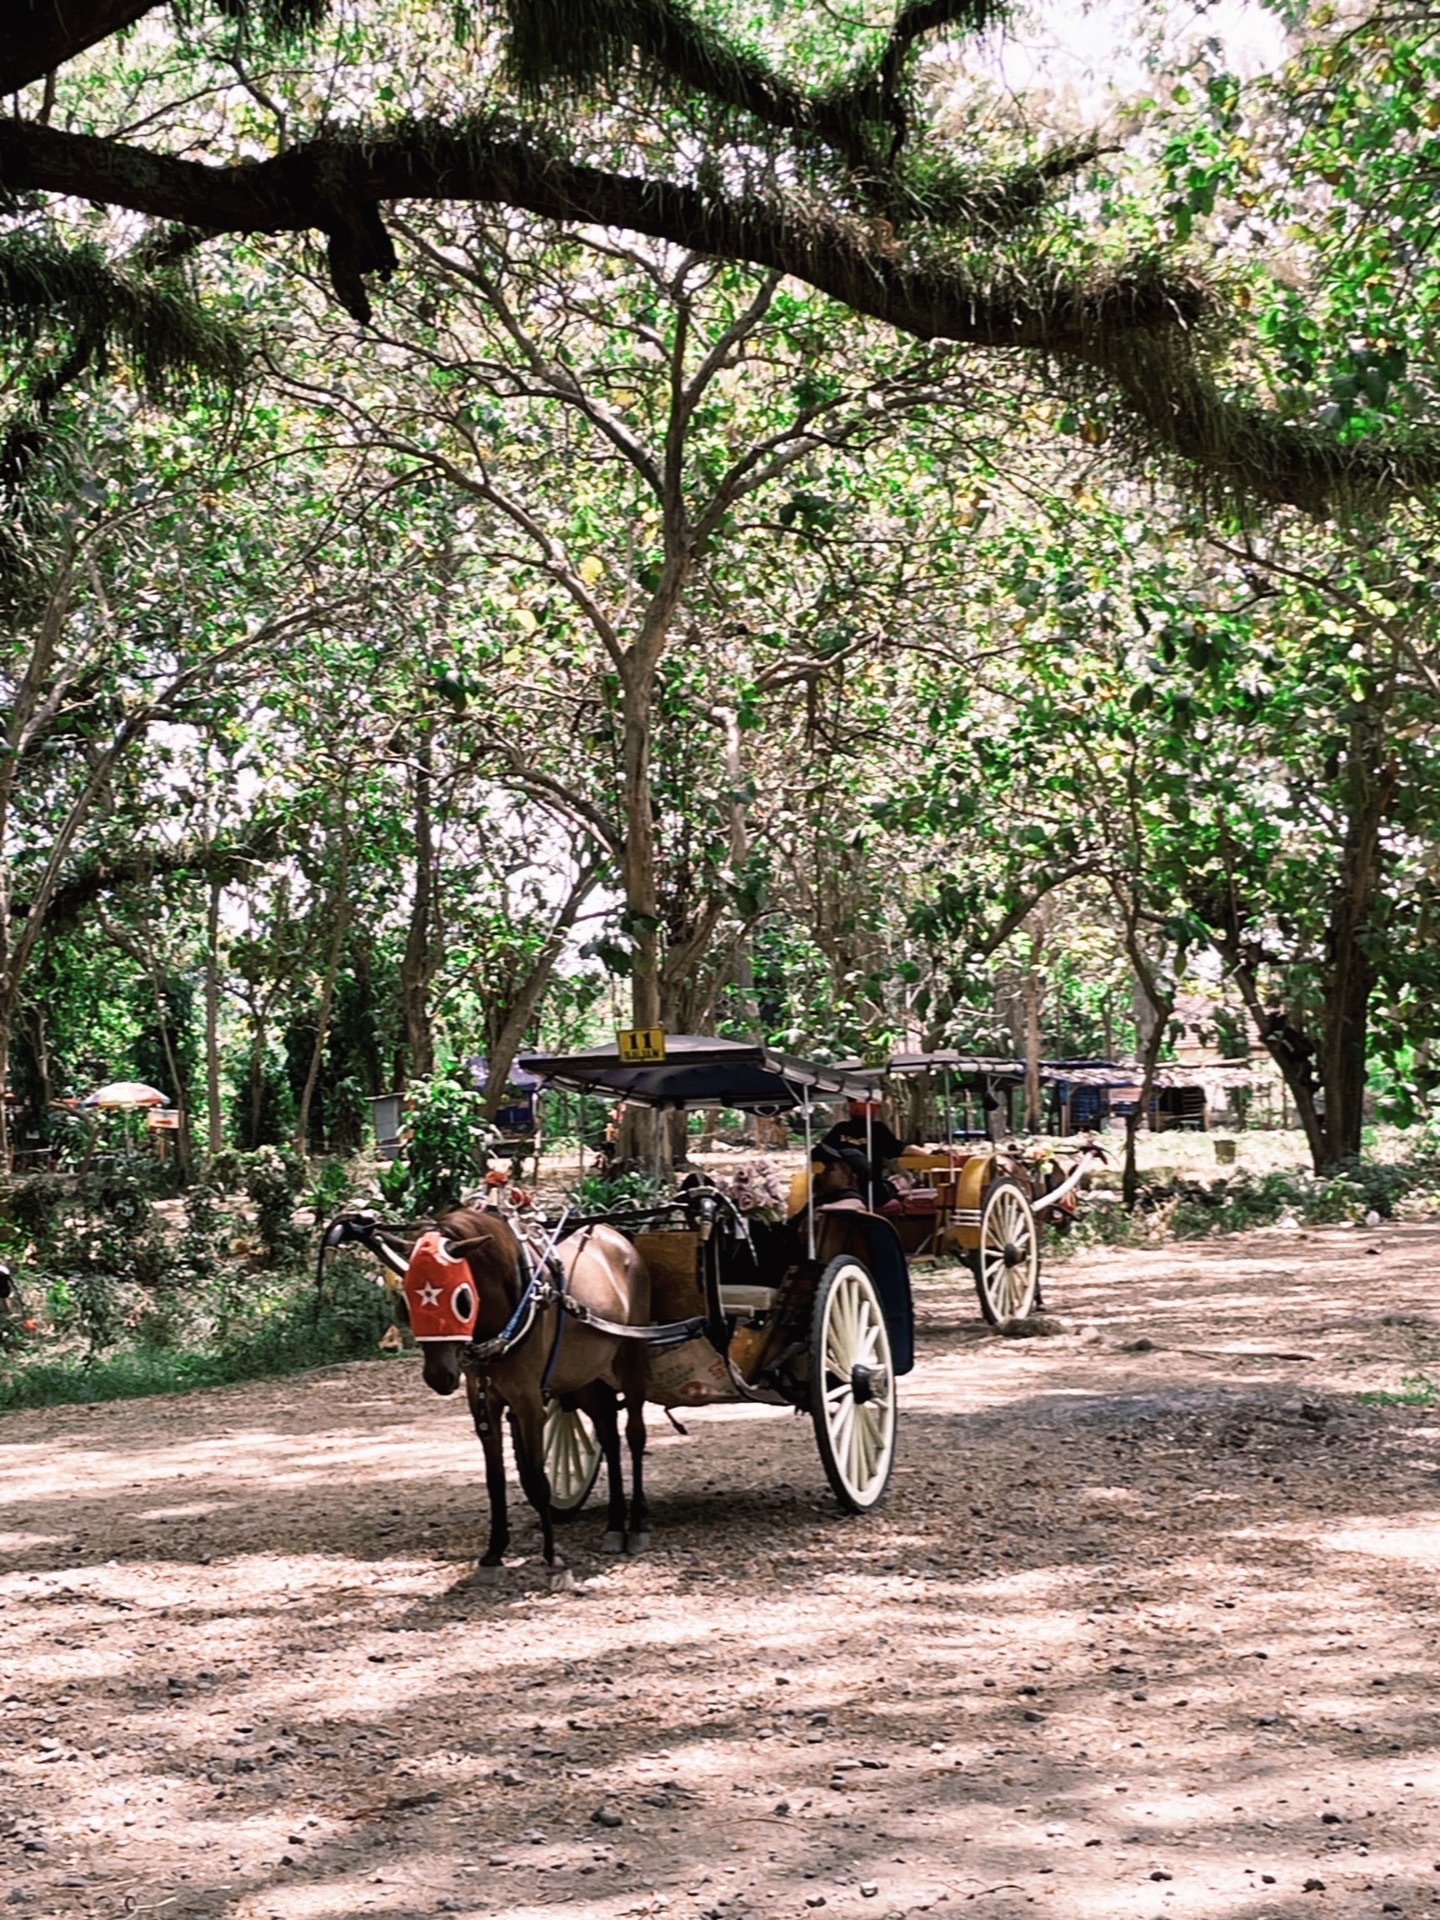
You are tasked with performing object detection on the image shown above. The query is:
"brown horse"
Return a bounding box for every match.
[402,1207,652,1584]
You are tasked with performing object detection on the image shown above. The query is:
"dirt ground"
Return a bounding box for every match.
[2,1223,1439,1920]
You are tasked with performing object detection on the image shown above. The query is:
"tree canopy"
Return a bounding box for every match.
[5,0,1440,516]
[4,0,1440,1183]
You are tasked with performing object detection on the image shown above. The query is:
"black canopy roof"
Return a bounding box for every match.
[887,1051,1026,1084]
[518,1036,870,1111]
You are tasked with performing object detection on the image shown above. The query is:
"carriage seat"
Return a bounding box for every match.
[880,1187,937,1220]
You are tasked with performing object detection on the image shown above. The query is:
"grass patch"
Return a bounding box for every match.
[1360,1373,1440,1407]
[0,1257,393,1412]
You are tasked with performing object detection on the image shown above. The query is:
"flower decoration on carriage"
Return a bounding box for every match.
[713,1158,788,1226]
[484,1167,510,1187]
[508,1186,534,1211]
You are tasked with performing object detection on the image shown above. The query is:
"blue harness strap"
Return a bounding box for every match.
[464,1207,572,1369]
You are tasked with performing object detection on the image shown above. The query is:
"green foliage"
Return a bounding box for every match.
[1158,1156,1440,1239]
[1360,1374,1440,1408]
[305,1155,356,1225]
[568,1167,669,1211]
[397,1069,489,1214]
[2,1174,66,1255]
[243,1145,305,1264]
[232,1057,298,1151]
[0,230,245,398]
[374,1155,413,1211]
[129,972,199,1115]
[0,1252,393,1412]
[0,1145,389,1401]
[9,1,1440,1277]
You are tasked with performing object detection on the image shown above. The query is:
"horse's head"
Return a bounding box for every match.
[399,1210,522,1397]
[399,1230,477,1396]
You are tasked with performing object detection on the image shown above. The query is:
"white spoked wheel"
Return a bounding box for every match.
[543,1403,602,1516]
[810,1257,896,1514]
[973,1175,1040,1326]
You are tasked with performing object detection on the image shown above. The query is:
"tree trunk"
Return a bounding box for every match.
[205,874,223,1157]
[615,591,681,1172]
[248,1020,267,1147]
[351,936,385,1097]
[149,980,192,1182]
[1114,899,1182,1212]
[0,1015,11,1168]
[616,681,661,1173]
[294,811,352,1158]
[622,688,663,1036]
[1198,731,1396,1175]
[480,869,597,1121]
[719,702,760,1036]
[1023,957,1042,1132]
[399,733,436,1086]
[1122,985,1172,1210]
[1314,753,1394,1165]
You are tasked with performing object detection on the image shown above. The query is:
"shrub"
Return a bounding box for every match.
[374,1154,412,1212]
[1360,1373,1440,1407]
[2,1175,66,1254]
[1133,1150,1440,1240]
[0,1251,394,1412]
[305,1155,355,1226]
[205,1147,245,1194]
[243,1146,305,1265]
[401,1070,490,1214]
[571,1167,669,1212]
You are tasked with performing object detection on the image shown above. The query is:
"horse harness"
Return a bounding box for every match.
[445,1213,707,1373]
[319,1207,708,1438]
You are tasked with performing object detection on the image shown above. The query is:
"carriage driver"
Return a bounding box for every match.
[820,1099,906,1175]
[803,1141,872,1212]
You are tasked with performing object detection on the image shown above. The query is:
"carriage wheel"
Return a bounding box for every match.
[973,1175,1040,1326]
[543,1403,602,1516]
[810,1257,896,1514]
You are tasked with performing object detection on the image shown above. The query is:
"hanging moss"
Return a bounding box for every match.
[0,230,245,399]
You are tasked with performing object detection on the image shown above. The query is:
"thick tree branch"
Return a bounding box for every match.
[0,115,1181,343]
[23,823,285,936]
[1,0,162,96]
[3,115,1435,513]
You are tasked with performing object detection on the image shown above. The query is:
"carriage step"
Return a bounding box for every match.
[718,1285,778,1312]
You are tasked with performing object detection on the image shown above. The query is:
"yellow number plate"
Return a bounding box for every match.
[617,1027,667,1064]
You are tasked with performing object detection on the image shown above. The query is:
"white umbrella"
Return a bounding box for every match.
[82,1081,168,1109]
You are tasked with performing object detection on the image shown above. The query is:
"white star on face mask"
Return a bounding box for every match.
[417,1282,442,1307]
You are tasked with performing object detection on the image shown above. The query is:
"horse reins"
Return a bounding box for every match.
[447,1208,573,1366]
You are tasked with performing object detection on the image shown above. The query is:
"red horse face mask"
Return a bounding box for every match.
[401,1231,479,1342]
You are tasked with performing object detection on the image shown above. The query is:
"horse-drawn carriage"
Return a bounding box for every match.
[319,1039,916,1584]
[833,1051,1099,1327]
[516,1037,913,1515]
[319,1037,1101,1579]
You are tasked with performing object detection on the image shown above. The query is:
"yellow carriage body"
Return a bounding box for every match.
[894,1146,994,1254]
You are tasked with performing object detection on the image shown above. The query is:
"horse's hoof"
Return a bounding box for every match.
[627,1531,651,1555]
[468,1562,504,1586]
[549,1566,576,1593]
[601,1530,626,1554]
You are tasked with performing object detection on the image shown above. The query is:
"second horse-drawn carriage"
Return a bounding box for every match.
[828,1051,1098,1327]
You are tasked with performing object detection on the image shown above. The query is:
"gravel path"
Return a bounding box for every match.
[2,1224,1438,1920]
